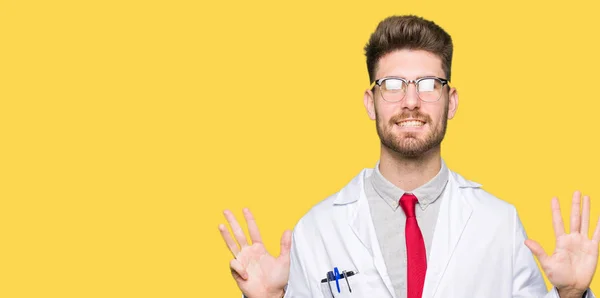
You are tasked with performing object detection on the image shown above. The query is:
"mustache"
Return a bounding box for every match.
[389,112,431,124]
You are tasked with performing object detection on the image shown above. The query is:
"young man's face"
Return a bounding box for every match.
[364,49,458,157]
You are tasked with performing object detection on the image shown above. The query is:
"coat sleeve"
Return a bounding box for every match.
[511,208,550,297]
[283,224,322,298]
[511,209,596,298]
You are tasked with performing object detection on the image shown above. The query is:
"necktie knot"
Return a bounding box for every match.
[399,193,418,218]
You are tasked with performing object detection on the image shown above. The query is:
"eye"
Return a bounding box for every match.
[383,79,404,91]
[417,78,436,92]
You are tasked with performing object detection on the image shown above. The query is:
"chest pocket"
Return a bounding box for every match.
[319,270,365,298]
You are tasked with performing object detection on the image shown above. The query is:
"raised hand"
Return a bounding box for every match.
[219,208,292,298]
[525,191,600,298]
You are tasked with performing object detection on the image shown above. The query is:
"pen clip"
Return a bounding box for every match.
[326,271,335,297]
[333,267,341,293]
[342,270,352,293]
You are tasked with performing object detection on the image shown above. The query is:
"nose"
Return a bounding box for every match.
[401,82,420,110]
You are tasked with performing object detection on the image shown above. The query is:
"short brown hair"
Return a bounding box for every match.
[364,15,453,83]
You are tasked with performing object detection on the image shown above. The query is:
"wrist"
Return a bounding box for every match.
[557,287,586,298]
[267,289,284,298]
[244,289,284,298]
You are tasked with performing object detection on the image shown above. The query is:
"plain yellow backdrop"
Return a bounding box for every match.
[2,0,600,297]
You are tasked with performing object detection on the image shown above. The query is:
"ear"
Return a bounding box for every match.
[447,87,458,120]
[364,89,376,120]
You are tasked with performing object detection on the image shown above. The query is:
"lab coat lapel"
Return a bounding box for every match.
[335,169,396,298]
[422,172,475,298]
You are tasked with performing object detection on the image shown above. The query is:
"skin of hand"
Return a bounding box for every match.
[219,208,292,298]
[525,191,600,298]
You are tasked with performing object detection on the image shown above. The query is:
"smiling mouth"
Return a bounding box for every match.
[397,120,425,127]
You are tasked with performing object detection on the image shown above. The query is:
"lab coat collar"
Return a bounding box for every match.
[332,167,481,298]
[422,170,479,298]
[332,167,481,205]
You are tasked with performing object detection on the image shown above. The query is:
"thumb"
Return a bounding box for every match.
[525,239,549,264]
[278,230,292,260]
[230,258,248,280]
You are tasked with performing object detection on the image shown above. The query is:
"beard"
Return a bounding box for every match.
[375,103,449,158]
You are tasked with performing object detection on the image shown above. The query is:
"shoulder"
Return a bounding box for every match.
[293,168,371,231]
[449,170,518,219]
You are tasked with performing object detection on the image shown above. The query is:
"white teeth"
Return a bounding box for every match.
[399,120,424,127]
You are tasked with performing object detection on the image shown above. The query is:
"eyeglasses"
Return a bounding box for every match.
[369,76,450,103]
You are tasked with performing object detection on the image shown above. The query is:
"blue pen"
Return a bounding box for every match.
[333,267,341,293]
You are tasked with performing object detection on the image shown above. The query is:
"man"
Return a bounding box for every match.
[218,15,600,298]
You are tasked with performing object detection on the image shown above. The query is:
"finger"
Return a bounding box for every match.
[243,208,263,244]
[582,195,591,237]
[230,258,248,280]
[230,268,244,283]
[592,216,600,244]
[224,209,249,248]
[525,239,549,265]
[551,197,565,237]
[570,191,582,234]
[278,230,292,260]
[219,223,241,257]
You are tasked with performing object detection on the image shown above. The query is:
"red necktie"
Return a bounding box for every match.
[400,193,427,298]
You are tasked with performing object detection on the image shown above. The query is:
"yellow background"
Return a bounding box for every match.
[2,0,600,297]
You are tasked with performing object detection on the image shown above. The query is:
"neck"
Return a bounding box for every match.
[378,145,442,191]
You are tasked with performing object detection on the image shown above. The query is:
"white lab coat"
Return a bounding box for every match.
[283,168,595,298]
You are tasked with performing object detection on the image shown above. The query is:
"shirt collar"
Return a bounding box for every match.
[370,160,449,211]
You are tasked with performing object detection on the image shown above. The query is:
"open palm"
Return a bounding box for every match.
[526,191,600,297]
[219,209,291,298]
